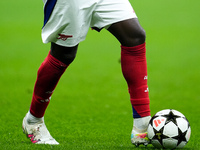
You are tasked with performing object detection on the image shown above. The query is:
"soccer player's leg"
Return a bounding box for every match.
[108,18,151,146]
[22,43,78,144]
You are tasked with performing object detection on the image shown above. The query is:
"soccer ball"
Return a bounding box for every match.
[147,109,191,149]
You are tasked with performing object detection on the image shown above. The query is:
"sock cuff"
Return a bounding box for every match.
[121,43,146,58]
[47,51,68,68]
[121,42,146,51]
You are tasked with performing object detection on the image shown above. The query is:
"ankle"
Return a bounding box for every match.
[26,111,43,124]
[133,116,151,130]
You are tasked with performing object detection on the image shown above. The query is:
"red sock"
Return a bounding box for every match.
[30,52,68,118]
[121,43,150,118]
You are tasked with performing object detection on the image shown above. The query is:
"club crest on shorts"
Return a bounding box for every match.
[57,34,73,41]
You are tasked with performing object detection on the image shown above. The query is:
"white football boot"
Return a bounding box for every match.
[22,114,59,145]
[131,126,149,146]
[131,116,151,147]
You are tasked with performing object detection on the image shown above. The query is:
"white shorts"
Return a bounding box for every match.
[42,0,137,47]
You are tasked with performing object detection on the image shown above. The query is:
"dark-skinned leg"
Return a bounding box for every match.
[29,43,78,118]
[108,18,150,118]
[108,18,151,146]
[24,43,79,144]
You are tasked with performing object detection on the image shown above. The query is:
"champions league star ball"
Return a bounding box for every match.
[147,109,191,149]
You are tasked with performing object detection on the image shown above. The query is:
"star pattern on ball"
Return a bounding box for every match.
[161,110,181,125]
[152,126,168,145]
[173,127,188,146]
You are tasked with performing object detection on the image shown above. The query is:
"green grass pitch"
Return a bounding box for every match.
[0,0,199,149]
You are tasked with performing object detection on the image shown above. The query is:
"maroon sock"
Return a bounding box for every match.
[121,43,150,118]
[30,52,68,118]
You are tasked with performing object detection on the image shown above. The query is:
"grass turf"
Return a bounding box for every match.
[0,0,200,149]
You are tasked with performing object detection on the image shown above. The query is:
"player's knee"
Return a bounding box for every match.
[51,42,78,65]
[136,28,146,44]
[123,28,146,47]
[62,52,77,65]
